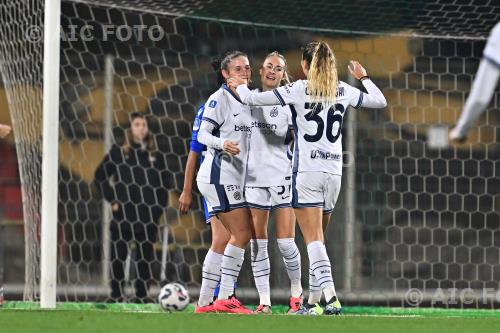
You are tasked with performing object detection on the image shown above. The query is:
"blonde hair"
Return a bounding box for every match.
[302,41,338,104]
[264,51,292,86]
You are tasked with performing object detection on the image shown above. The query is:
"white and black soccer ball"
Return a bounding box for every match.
[158,282,190,311]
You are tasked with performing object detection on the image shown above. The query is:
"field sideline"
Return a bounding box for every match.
[1,302,500,333]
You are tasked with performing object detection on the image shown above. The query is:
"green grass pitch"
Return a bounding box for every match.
[1,302,500,333]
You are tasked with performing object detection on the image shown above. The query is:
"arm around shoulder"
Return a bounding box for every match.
[360,79,387,108]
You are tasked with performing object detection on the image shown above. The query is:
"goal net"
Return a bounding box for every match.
[1,0,499,306]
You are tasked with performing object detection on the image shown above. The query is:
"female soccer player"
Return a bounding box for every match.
[179,103,231,313]
[196,51,254,314]
[228,42,387,315]
[245,51,303,314]
[450,22,500,143]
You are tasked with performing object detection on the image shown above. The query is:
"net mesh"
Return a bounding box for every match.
[0,0,499,306]
[71,0,500,39]
[0,0,43,301]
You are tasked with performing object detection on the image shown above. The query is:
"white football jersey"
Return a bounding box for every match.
[272,80,363,176]
[484,22,500,66]
[196,84,252,186]
[246,89,293,187]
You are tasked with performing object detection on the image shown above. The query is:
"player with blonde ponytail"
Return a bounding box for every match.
[228,41,387,315]
[305,42,338,104]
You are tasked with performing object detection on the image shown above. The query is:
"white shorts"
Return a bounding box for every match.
[291,172,341,214]
[245,185,292,211]
[197,182,247,216]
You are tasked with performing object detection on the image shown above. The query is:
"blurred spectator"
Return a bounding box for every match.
[94,112,171,303]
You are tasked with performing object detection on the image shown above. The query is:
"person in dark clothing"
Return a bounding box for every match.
[94,112,170,303]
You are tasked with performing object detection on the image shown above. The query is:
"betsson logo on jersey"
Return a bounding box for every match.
[252,121,277,130]
[234,124,252,132]
[234,121,278,132]
[310,149,341,160]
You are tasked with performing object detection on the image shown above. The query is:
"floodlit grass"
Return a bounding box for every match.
[1,302,500,333]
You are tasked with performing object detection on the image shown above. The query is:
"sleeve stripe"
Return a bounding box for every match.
[484,55,500,69]
[202,117,221,128]
[355,91,364,108]
[273,89,286,106]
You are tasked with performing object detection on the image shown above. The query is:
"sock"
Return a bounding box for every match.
[277,238,302,298]
[251,239,271,305]
[198,250,223,306]
[307,241,336,303]
[213,283,220,299]
[323,286,337,304]
[214,282,237,300]
[291,280,302,299]
[308,268,322,304]
[219,244,245,300]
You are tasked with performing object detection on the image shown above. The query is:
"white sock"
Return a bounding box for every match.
[290,280,302,299]
[198,249,223,306]
[277,238,302,298]
[251,239,271,305]
[219,244,245,300]
[308,268,322,305]
[307,241,336,303]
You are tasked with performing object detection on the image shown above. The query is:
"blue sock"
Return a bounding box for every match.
[213,282,237,299]
[213,283,220,298]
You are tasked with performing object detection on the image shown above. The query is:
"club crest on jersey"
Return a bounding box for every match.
[208,100,217,108]
[270,107,278,117]
[233,191,242,200]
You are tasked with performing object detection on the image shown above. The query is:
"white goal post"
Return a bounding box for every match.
[40,0,61,309]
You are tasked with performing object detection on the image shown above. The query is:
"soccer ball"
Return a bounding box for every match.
[158,282,190,311]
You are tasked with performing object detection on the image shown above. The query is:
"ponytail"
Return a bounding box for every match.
[211,59,225,86]
[302,41,338,104]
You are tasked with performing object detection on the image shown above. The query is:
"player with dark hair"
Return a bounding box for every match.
[179,59,237,313]
[195,51,254,314]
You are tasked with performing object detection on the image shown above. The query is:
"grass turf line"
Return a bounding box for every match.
[3,301,500,317]
[1,310,500,333]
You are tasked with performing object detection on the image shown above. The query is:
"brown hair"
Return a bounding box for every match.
[212,50,249,86]
[302,41,338,104]
[123,112,156,158]
[263,51,291,86]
